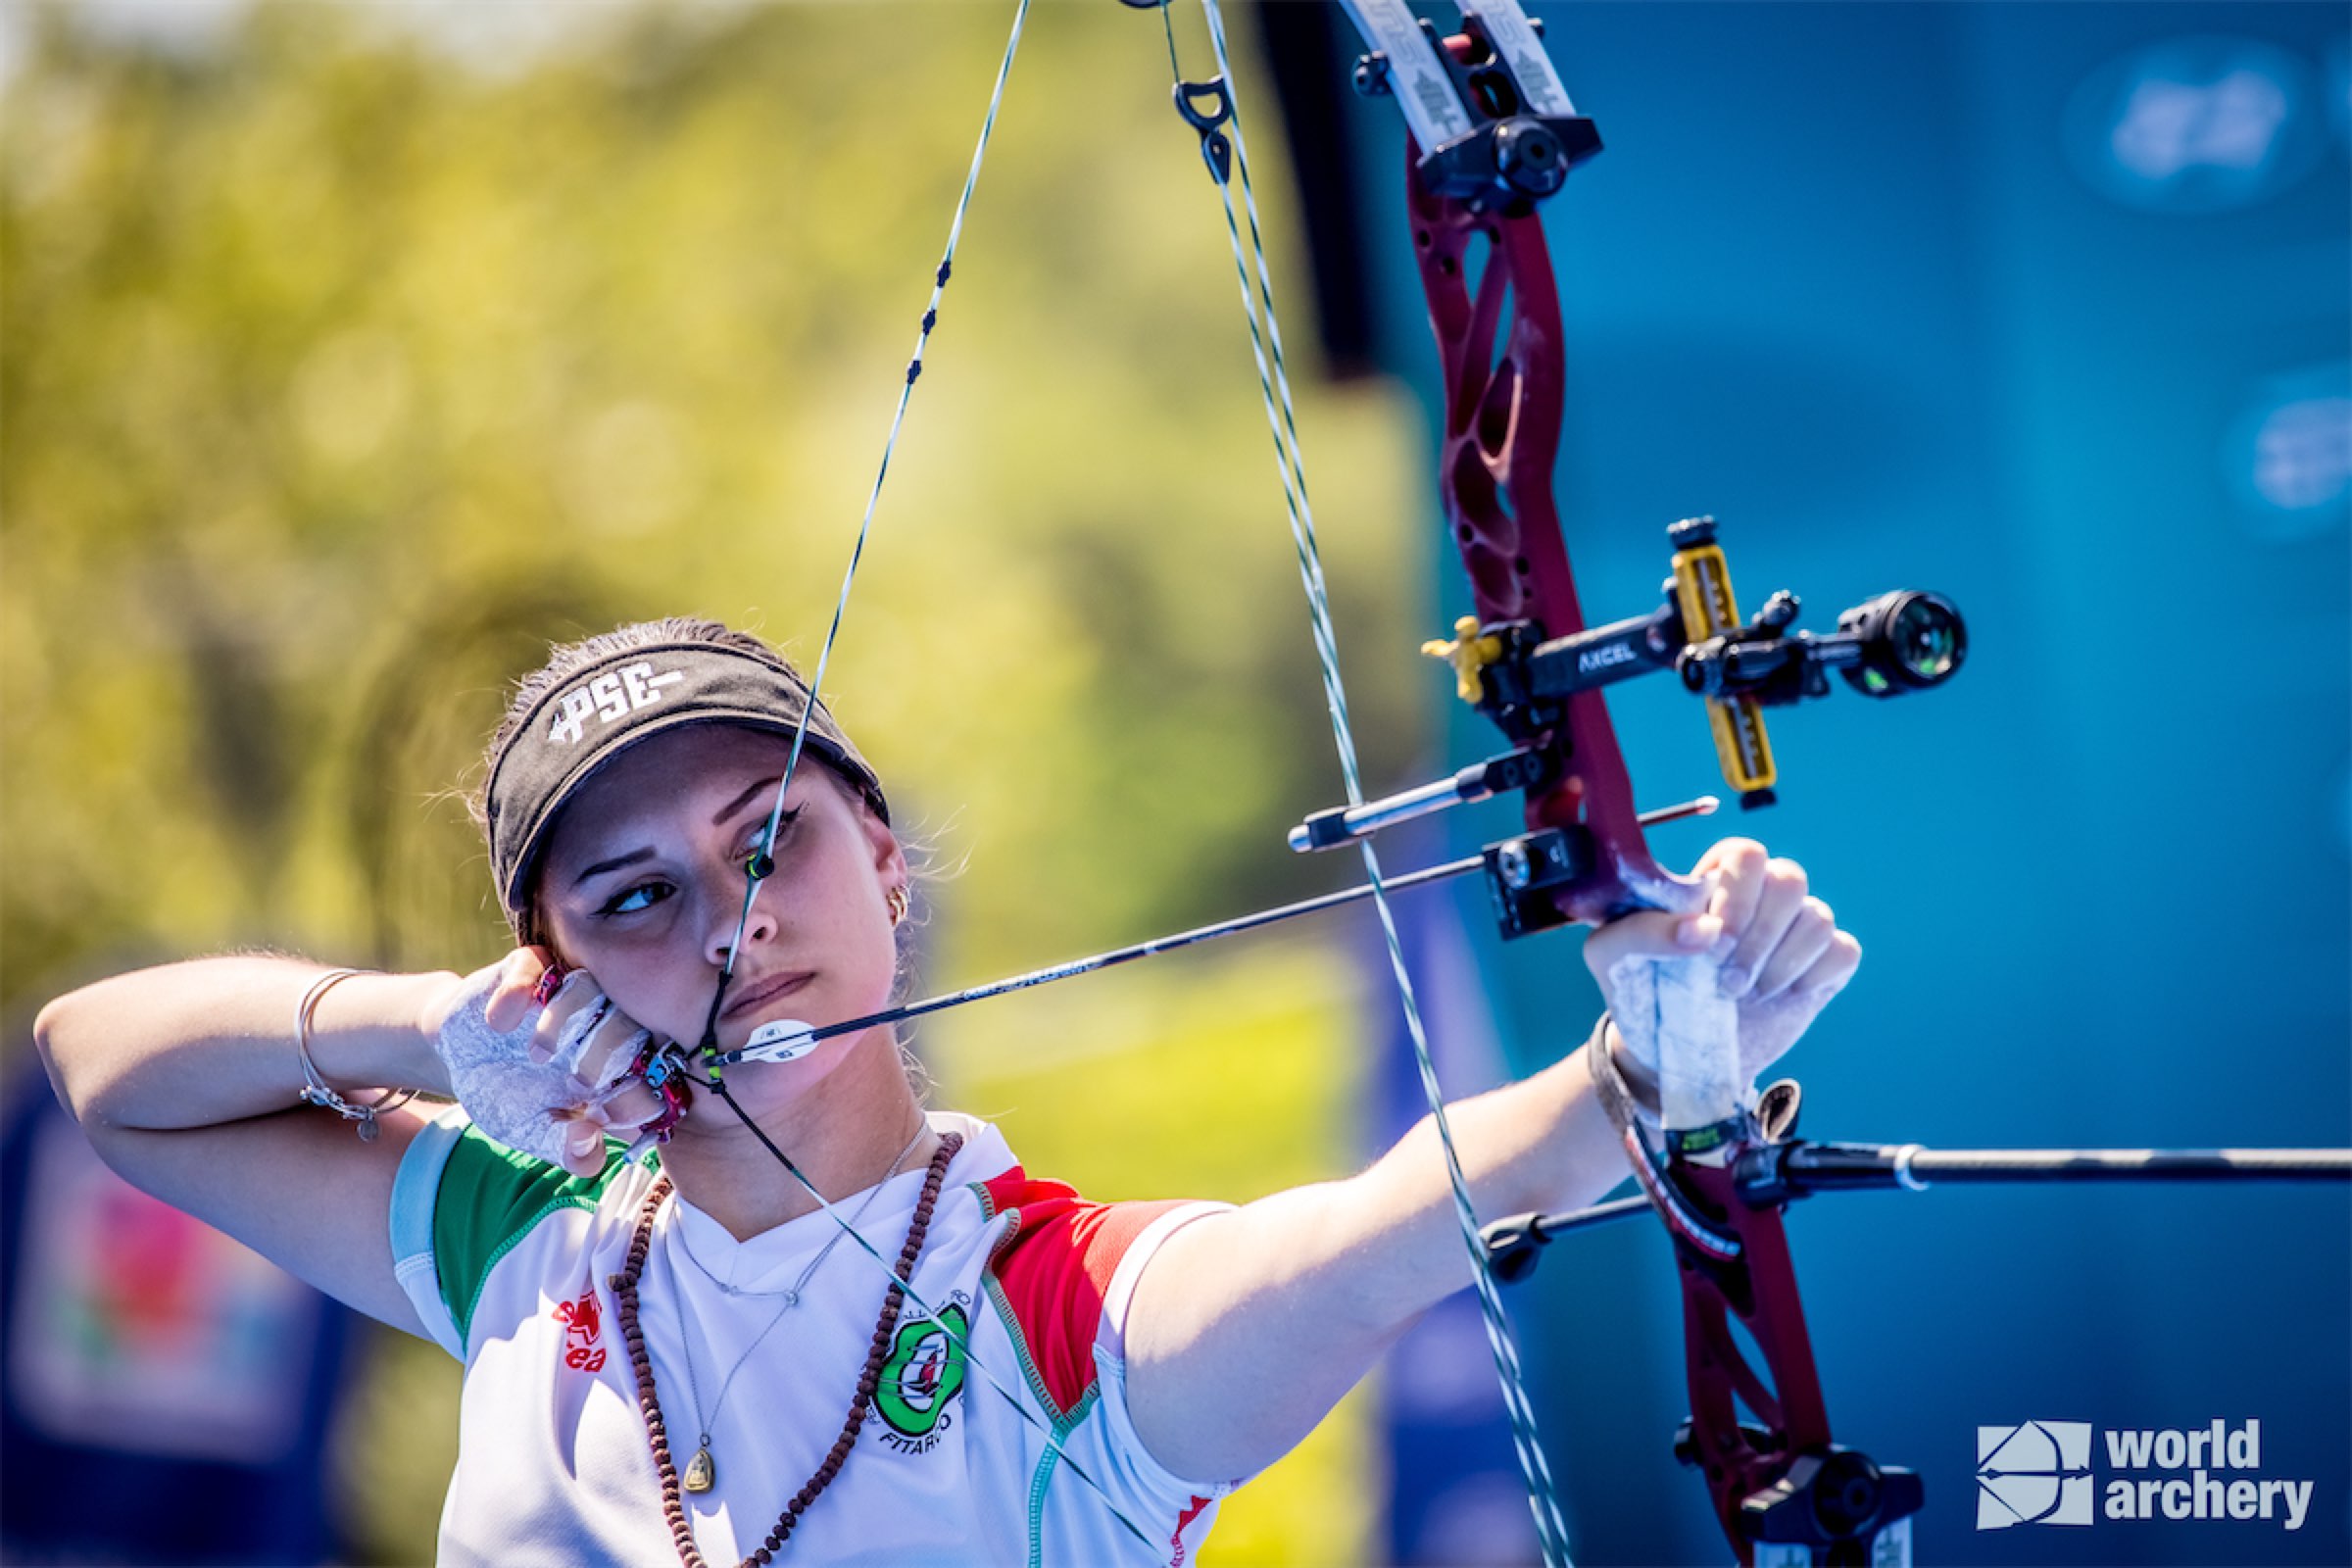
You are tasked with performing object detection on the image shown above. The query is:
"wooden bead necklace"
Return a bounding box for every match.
[669,1123,929,1494]
[610,1132,962,1567]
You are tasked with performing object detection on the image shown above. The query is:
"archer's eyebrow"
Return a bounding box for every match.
[571,777,788,887]
[575,848,652,886]
[712,776,783,828]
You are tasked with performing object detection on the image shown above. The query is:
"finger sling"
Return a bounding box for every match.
[611,1133,962,1566]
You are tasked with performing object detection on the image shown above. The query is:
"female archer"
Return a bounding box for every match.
[33,615,1858,1565]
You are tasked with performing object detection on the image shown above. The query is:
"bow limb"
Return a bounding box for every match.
[1392,14,1913,1564]
[1405,165,1697,922]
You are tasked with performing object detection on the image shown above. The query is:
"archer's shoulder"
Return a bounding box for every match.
[945,1110,1199,1292]
[981,1169,1207,1421]
[945,1123,1218,1422]
[974,1165,1198,1276]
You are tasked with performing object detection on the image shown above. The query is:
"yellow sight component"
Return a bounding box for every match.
[1669,520,1777,799]
[1421,615,1505,705]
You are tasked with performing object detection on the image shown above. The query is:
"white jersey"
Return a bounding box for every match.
[390,1108,1235,1566]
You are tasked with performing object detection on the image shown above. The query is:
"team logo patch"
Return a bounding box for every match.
[873,1301,967,1451]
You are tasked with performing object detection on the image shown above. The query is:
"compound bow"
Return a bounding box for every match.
[659,3,2351,1565]
[1268,5,2347,1566]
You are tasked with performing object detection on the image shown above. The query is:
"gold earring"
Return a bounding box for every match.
[886,885,909,926]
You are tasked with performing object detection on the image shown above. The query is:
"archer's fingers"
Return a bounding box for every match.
[527,973,608,1064]
[1583,907,1723,984]
[594,1082,665,1135]
[1718,858,1809,997]
[485,948,561,1034]
[555,1112,612,1178]
[1695,839,1769,941]
[567,1012,652,1095]
[1806,930,1864,999]
[1747,896,1838,1002]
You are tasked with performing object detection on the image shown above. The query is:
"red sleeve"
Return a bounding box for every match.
[978,1167,1192,1421]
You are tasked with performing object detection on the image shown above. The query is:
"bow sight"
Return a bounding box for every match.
[1287,514,1967,932]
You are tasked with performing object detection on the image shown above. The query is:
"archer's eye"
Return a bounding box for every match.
[598,881,674,918]
[741,808,803,872]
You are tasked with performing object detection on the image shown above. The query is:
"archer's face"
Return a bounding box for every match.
[534,725,906,1063]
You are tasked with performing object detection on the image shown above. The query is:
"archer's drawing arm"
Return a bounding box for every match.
[34,956,460,1338]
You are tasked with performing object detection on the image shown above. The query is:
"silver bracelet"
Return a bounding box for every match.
[293,968,416,1142]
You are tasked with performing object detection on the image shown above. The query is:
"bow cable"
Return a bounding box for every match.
[1152,1,1575,1560]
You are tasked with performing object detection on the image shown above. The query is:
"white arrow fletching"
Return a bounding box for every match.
[741,1018,819,1063]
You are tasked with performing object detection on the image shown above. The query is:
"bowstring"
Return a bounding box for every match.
[675,0,1166,1549]
[1161,1,1576,1560]
[695,0,1035,1060]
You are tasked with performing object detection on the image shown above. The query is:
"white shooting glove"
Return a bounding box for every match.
[432,968,649,1165]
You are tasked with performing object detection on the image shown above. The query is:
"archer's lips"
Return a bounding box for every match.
[723,970,814,1021]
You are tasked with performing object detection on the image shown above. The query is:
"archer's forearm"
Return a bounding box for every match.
[1121,1034,1635,1482]
[1329,1035,1631,1319]
[34,957,455,1135]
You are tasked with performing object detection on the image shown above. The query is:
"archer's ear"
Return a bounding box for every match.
[819,760,905,877]
[863,807,908,882]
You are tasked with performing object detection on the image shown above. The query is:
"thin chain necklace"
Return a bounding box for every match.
[667,1123,928,1492]
[612,1132,961,1568]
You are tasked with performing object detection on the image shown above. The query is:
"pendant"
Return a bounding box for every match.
[684,1446,715,1494]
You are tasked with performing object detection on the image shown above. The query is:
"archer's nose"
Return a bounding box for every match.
[707,882,780,971]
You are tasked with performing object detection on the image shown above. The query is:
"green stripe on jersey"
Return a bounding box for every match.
[433,1127,633,1353]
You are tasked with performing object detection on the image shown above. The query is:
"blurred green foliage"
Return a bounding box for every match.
[3,1,1432,1561]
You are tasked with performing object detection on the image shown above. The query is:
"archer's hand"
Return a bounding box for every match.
[1582,838,1860,1085]
[422,950,666,1177]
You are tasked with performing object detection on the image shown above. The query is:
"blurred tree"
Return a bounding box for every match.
[2,1,1429,1562]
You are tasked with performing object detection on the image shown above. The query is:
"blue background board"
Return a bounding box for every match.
[1326,4,2350,1564]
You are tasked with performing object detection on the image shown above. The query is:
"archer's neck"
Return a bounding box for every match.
[658,1032,938,1241]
